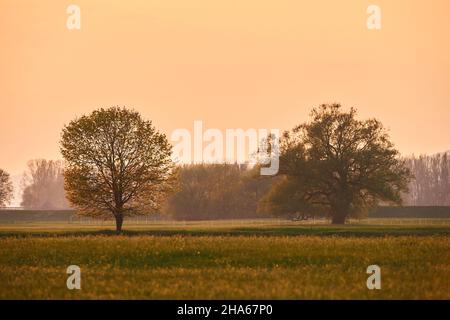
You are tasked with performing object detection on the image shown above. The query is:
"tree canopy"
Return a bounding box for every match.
[60,106,174,231]
[163,163,274,220]
[261,104,411,224]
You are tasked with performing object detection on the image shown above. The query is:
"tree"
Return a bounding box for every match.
[266,104,411,224]
[258,175,324,220]
[0,169,13,207]
[60,107,174,232]
[164,164,239,220]
[21,159,69,209]
[164,163,272,220]
[442,153,450,205]
[402,153,450,206]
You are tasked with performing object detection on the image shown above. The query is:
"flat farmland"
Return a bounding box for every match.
[0,220,449,299]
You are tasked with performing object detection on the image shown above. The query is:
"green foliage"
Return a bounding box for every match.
[258,176,326,219]
[60,106,175,231]
[263,104,412,223]
[0,226,449,299]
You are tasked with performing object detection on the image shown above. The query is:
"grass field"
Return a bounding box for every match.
[0,220,449,299]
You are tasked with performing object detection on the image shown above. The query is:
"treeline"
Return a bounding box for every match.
[20,159,70,209]
[16,160,277,217]
[163,164,275,220]
[16,152,450,215]
[403,153,450,206]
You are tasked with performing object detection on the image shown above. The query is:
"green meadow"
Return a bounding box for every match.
[0,220,449,299]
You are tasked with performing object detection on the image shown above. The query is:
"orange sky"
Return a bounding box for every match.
[1,0,450,175]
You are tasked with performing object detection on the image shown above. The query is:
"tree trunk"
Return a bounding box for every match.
[115,214,124,233]
[331,204,348,224]
[331,214,346,224]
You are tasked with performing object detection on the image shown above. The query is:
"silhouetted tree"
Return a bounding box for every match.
[265,104,411,224]
[61,107,175,232]
[258,176,325,220]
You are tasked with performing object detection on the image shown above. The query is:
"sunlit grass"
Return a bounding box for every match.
[0,223,449,299]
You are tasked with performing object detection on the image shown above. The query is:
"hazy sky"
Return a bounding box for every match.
[1,0,450,176]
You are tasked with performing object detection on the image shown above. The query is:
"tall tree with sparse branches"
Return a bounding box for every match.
[264,104,411,224]
[21,159,69,209]
[0,169,13,207]
[60,107,175,232]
